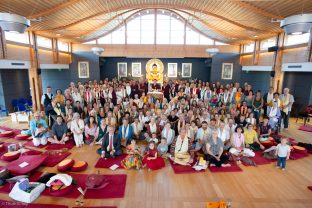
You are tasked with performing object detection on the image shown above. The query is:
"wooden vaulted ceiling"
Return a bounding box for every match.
[0,0,311,44]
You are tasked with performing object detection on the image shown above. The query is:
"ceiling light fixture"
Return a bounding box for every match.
[206,48,219,57]
[0,12,30,33]
[280,13,312,35]
[91,47,104,56]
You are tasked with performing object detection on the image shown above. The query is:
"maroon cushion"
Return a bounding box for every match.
[6,155,48,175]
[0,144,4,151]
[49,184,73,196]
[57,159,75,172]
[1,152,20,161]
[293,145,308,154]
[14,134,30,140]
[70,161,88,172]
[0,131,14,137]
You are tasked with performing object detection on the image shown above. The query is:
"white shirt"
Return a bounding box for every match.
[217,128,230,142]
[72,92,82,104]
[41,93,53,105]
[131,122,143,135]
[276,144,290,157]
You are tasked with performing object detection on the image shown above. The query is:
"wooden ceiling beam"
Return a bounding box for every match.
[230,0,283,20]
[27,0,82,19]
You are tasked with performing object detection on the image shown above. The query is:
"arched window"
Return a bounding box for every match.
[91,9,227,46]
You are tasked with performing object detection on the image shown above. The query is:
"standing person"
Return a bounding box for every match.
[252,90,263,124]
[71,112,85,147]
[41,86,53,115]
[275,138,290,170]
[263,87,274,116]
[279,88,294,130]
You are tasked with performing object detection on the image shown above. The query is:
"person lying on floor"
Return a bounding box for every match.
[97,125,122,159]
[48,115,70,144]
[169,128,193,166]
[205,129,230,167]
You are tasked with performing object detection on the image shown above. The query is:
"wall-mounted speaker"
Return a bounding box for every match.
[268,46,278,52]
[270,71,275,77]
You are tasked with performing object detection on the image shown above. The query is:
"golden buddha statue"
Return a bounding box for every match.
[146,58,164,84]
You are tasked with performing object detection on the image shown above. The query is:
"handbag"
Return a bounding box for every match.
[0,169,11,186]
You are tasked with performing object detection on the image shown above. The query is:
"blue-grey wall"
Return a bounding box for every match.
[100,57,211,81]
[211,53,271,93]
[0,73,5,108]
[283,72,312,112]
[0,69,30,112]
[41,51,100,91]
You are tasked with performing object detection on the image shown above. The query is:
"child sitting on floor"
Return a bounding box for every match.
[157,138,169,158]
[121,139,143,170]
[275,137,290,171]
[143,141,165,171]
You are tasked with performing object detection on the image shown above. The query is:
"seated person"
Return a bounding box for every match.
[192,121,210,154]
[25,112,48,137]
[121,139,143,170]
[244,123,264,151]
[48,115,69,144]
[146,132,159,144]
[143,141,165,170]
[229,125,245,157]
[267,101,281,129]
[236,115,247,127]
[84,116,98,144]
[71,112,85,148]
[149,79,161,92]
[118,118,133,146]
[217,121,231,150]
[97,125,122,158]
[257,116,272,142]
[131,117,143,140]
[33,123,48,146]
[246,112,257,128]
[170,128,193,166]
[146,117,161,138]
[157,138,169,157]
[94,119,107,144]
[205,129,230,167]
[161,122,175,146]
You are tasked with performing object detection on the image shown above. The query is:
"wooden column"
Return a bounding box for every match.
[52,38,59,63]
[307,29,312,62]
[253,40,260,65]
[69,42,73,64]
[239,44,243,65]
[0,28,7,59]
[272,32,285,93]
[28,31,42,112]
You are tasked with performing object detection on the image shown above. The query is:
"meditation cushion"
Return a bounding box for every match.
[293,145,308,154]
[0,131,14,137]
[1,151,20,161]
[7,155,48,175]
[14,134,30,140]
[260,140,274,148]
[0,143,4,151]
[57,159,75,172]
[207,201,226,208]
[49,184,73,196]
[70,161,88,172]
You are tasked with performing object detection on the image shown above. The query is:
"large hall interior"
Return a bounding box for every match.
[0,0,312,208]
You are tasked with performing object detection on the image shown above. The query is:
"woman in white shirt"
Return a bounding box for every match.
[217,121,231,150]
[71,112,85,147]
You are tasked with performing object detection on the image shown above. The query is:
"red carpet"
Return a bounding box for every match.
[95,154,127,169]
[24,140,47,148]
[45,139,75,150]
[28,171,127,199]
[299,125,312,132]
[6,155,48,175]
[0,200,68,208]
[290,151,309,160]
[308,186,312,191]
[209,162,242,173]
[42,151,71,167]
[73,207,116,208]
[243,151,273,166]
[169,159,205,174]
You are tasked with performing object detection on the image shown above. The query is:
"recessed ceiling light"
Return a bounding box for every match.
[254,35,258,38]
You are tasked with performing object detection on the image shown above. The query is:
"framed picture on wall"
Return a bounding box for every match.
[78,61,89,78]
[182,63,192,77]
[132,62,141,77]
[221,63,233,80]
[167,63,178,77]
[118,62,127,77]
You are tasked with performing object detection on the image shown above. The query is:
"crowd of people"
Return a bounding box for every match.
[24,78,295,170]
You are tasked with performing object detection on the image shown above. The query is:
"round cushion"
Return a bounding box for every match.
[2,151,20,161]
[70,161,88,172]
[0,144,4,151]
[293,145,308,154]
[290,146,295,152]
[14,134,30,140]
[261,140,274,148]
[0,131,14,137]
[57,159,75,172]
[49,184,73,196]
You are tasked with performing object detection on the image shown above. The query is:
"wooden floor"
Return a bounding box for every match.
[0,117,311,208]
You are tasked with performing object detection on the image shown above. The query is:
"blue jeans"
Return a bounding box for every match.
[277,156,286,168]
